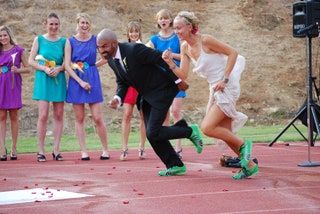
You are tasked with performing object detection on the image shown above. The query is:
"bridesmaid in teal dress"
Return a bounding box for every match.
[64,13,110,160]
[28,13,66,162]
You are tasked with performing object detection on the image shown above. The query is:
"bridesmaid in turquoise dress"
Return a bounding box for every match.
[64,13,110,160]
[28,13,66,162]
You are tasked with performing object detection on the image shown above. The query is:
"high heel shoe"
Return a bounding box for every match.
[1,149,8,161]
[0,154,7,161]
[37,153,46,162]
[10,154,17,160]
[52,152,63,161]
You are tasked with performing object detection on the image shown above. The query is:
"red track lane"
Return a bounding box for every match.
[0,142,320,214]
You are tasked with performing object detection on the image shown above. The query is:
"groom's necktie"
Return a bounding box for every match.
[109,58,132,84]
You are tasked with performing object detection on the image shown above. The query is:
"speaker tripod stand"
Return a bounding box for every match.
[269,32,320,167]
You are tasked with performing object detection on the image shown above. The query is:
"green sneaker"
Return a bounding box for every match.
[232,164,259,180]
[189,124,203,154]
[239,140,253,168]
[158,165,187,176]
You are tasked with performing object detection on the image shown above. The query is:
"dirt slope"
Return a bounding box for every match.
[1,0,315,134]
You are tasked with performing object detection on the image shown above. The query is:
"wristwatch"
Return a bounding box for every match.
[223,77,229,84]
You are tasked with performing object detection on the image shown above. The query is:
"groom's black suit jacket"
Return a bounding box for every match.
[108,42,179,110]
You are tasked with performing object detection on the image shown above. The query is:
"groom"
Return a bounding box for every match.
[96,28,203,176]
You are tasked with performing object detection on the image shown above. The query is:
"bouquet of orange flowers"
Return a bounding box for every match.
[35,55,58,84]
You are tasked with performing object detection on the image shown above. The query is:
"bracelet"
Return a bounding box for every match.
[223,77,229,84]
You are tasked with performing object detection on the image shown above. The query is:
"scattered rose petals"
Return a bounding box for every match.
[222,189,228,192]
[73,184,79,186]
[35,184,38,186]
[132,189,138,192]
[48,195,53,198]
[3,178,6,181]
[138,193,144,196]
[198,169,202,172]
[232,170,237,173]
[57,189,61,191]
[156,166,160,168]
[90,168,94,170]
[127,170,131,172]
[123,200,129,204]
[112,166,116,169]
[34,200,41,203]
[24,186,29,189]
[82,182,86,185]
[107,173,112,175]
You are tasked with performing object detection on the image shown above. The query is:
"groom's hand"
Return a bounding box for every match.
[108,98,120,109]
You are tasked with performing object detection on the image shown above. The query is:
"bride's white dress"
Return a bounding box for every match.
[190,46,248,134]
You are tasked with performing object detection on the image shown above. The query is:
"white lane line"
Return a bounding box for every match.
[0,188,94,205]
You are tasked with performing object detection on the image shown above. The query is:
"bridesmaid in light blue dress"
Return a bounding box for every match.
[64,13,110,160]
[28,13,66,162]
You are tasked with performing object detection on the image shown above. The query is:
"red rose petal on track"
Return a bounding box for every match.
[24,186,29,189]
[57,189,61,191]
[31,192,36,194]
[73,184,79,186]
[46,191,51,193]
[127,170,131,172]
[138,193,144,196]
[3,178,6,181]
[123,200,129,204]
[232,170,237,173]
[41,193,45,195]
[35,184,38,186]
[82,182,86,185]
[198,169,202,172]
[156,166,160,168]
[48,195,53,198]
[107,173,112,175]
[34,200,41,203]
[222,189,228,192]
[90,168,94,170]
[112,166,116,169]
[132,189,138,192]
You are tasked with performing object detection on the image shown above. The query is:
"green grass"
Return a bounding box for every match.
[3,124,310,154]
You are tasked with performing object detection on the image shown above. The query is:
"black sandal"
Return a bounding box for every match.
[37,153,46,162]
[0,155,7,161]
[52,153,63,161]
[1,149,8,161]
[10,154,17,160]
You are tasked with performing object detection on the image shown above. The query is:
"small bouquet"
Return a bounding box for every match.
[11,52,17,89]
[35,55,58,84]
[71,62,91,93]
[71,62,85,73]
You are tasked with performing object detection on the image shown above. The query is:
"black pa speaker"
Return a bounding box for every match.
[297,102,320,134]
[293,0,320,38]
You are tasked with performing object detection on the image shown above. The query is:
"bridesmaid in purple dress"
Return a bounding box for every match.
[64,13,110,160]
[0,26,30,161]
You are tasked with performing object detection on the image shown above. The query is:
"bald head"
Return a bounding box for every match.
[97,28,117,42]
[97,28,118,60]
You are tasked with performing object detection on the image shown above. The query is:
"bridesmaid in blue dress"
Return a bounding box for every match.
[64,13,110,160]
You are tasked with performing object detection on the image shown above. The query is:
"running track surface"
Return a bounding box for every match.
[1,142,320,214]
